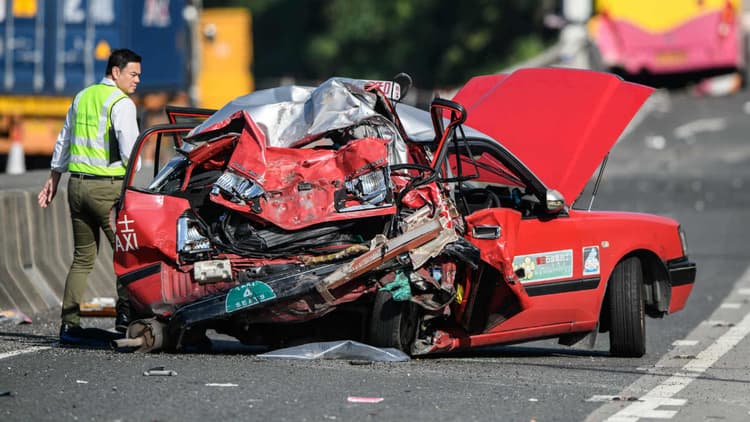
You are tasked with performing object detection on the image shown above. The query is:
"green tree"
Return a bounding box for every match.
[203,0,557,89]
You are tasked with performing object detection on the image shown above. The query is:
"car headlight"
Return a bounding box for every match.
[212,172,264,203]
[678,225,689,257]
[177,215,212,257]
[335,168,392,212]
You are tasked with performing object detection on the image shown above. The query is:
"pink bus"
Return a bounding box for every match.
[588,0,746,80]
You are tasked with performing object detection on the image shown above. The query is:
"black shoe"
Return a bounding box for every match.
[115,299,131,333]
[59,323,122,348]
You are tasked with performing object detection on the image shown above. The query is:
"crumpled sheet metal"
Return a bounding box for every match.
[189,77,409,165]
[258,340,410,362]
[190,78,379,147]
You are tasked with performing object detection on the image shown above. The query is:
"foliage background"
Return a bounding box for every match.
[202,0,559,89]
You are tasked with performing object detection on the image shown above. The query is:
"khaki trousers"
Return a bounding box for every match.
[61,176,128,326]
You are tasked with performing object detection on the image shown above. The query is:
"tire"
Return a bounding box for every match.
[368,290,418,353]
[608,257,646,357]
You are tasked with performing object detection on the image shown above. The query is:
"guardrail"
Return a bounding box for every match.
[0,174,116,315]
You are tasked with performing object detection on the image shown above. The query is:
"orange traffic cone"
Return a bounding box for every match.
[6,116,26,174]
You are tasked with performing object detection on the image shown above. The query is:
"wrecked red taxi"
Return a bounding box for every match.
[112,68,696,357]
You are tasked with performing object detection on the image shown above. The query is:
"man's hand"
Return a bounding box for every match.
[38,171,61,208]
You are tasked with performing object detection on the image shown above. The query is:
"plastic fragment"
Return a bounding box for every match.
[612,396,639,402]
[378,270,412,301]
[0,309,32,325]
[259,340,409,362]
[673,354,697,360]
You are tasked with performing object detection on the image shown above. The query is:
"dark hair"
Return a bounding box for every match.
[105,49,142,76]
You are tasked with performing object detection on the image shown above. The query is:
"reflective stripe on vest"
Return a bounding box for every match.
[68,84,128,176]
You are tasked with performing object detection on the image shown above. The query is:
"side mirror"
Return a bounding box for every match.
[428,98,467,169]
[392,73,412,102]
[546,189,565,214]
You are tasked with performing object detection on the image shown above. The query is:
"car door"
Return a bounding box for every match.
[165,105,216,125]
[446,137,599,335]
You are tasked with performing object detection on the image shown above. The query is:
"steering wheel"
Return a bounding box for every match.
[459,188,501,210]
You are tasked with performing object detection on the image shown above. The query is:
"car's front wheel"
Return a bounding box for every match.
[607,256,646,357]
[368,290,418,353]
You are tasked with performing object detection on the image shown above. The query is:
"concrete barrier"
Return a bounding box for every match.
[0,175,116,315]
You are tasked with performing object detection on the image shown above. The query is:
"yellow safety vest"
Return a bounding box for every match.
[68,84,128,176]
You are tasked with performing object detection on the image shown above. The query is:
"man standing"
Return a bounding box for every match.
[38,49,141,345]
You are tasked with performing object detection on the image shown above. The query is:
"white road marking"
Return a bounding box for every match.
[704,320,733,327]
[0,346,51,360]
[602,284,750,421]
[738,288,750,295]
[719,303,742,309]
[671,340,698,347]
[673,118,727,140]
[608,398,687,421]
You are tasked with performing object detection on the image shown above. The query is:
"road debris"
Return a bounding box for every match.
[259,340,409,362]
[586,394,640,402]
[0,309,32,325]
[143,366,177,376]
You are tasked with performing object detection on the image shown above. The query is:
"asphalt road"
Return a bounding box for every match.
[2,86,750,421]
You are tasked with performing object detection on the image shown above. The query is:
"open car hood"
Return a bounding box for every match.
[452,68,654,205]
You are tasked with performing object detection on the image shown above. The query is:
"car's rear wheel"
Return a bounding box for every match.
[608,256,646,357]
[368,290,418,353]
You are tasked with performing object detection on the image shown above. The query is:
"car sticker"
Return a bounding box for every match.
[115,214,139,252]
[225,281,277,313]
[364,80,401,100]
[583,246,600,276]
[512,249,573,283]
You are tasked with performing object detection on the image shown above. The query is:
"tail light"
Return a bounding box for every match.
[718,1,735,37]
[678,225,689,257]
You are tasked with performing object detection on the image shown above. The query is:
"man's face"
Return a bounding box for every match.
[112,62,141,95]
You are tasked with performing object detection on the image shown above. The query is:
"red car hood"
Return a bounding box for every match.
[452,68,653,204]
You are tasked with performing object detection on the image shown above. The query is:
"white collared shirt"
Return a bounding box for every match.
[51,77,140,172]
